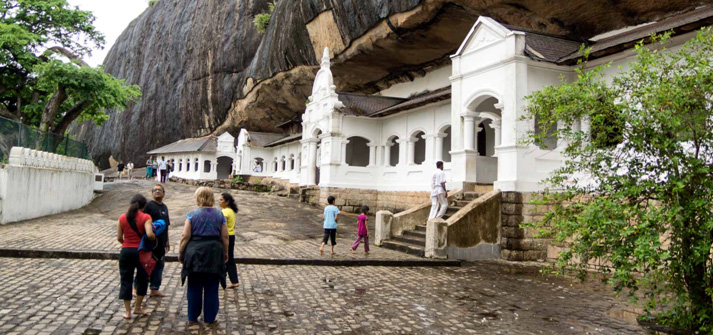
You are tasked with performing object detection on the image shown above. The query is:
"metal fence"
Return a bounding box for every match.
[0,115,91,163]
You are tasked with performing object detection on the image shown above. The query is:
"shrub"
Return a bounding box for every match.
[253,1,276,33]
[523,29,713,332]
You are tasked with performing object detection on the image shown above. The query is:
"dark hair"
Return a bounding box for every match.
[126,194,147,223]
[327,196,335,205]
[436,161,443,168]
[221,192,238,213]
[360,205,369,214]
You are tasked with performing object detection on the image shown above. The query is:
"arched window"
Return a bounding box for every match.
[186,158,191,172]
[204,160,211,173]
[442,127,452,163]
[273,158,278,172]
[194,158,199,172]
[281,156,286,171]
[389,136,399,166]
[345,136,369,167]
[412,131,426,165]
[290,155,295,170]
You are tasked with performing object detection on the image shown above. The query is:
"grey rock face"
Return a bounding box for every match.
[74,0,708,168]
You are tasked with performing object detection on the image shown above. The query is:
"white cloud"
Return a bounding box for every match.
[66,0,149,67]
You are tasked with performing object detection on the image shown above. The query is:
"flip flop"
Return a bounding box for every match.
[123,314,131,320]
[133,310,149,317]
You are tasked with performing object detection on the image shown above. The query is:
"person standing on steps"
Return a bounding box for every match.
[135,184,171,297]
[428,161,448,220]
[158,156,168,183]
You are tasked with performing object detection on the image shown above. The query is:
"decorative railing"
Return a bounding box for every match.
[7,147,95,173]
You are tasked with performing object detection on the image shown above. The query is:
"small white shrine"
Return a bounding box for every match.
[147,132,237,180]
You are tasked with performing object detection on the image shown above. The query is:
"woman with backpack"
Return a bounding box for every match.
[117,194,155,319]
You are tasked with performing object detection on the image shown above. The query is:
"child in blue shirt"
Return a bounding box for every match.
[320,196,340,255]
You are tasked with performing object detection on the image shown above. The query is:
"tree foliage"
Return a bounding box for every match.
[253,1,275,34]
[523,29,713,332]
[0,0,140,134]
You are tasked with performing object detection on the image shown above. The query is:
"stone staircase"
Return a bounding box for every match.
[380,191,484,257]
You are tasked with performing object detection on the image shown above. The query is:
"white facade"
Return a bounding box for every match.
[153,132,237,181]
[233,17,700,195]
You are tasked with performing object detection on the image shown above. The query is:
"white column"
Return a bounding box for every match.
[424,134,436,164]
[384,144,392,167]
[474,125,483,155]
[341,139,349,165]
[307,140,318,185]
[491,119,502,149]
[463,114,476,150]
[397,139,407,166]
[367,143,377,167]
[434,133,446,162]
[296,155,302,173]
[407,138,415,165]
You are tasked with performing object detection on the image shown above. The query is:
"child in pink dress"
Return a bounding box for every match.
[350,206,370,254]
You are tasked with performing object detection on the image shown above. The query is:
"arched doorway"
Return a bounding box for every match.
[216,156,233,179]
[388,136,399,166]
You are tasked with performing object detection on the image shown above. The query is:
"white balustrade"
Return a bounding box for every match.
[6,147,95,173]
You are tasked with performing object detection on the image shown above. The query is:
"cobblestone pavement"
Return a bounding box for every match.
[0,258,643,335]
[0,180,416,260]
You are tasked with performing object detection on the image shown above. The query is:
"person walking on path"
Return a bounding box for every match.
[126,162,134,180]
[117,161,125,180]
[179,187,228,324]
[428,161,448,220]
[117,194,155,319]
[151,158,158,179]
[319,196,340,255]
[158,156,168,183]
[145,157,153,179]
[219,193,240,289]
[350,206,370,254]
[135,184,171,297]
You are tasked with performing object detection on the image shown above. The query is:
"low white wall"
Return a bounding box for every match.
[0,147,95,224]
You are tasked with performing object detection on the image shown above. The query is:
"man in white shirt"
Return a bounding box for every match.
[429,161,448,220]
[158,156,168,183]
[253,162,262,173]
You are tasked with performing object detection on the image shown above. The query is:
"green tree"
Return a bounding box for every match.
[0,0,140,134]
[523,29,713,332]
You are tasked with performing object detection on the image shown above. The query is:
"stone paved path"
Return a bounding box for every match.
[0,180,416,261]
[0,258,643,335]
[0,180,646,334]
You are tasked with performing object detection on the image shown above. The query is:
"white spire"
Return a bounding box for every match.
[320,47,330,69]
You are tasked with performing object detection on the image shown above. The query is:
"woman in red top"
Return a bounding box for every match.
[117,194,155,319]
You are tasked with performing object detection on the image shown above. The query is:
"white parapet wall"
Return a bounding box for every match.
[0,147,96,224]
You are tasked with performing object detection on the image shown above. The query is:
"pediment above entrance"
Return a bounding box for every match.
[454,17,512,56]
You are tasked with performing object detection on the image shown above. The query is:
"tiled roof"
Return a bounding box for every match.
[264,133,303,147]
[147,136,217,155]
[558,5,713,64]
[337,92,406,116]
[247,131,287,147]
[370,88,451,117]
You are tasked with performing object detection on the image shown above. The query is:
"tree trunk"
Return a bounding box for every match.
[52,100,90,135]
[39,85,67,132]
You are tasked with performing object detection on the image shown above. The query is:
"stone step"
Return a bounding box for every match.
[453,200,471,207]
[380,240,425,257]
[403,230,426,239]
[392,234,426,246]
[414,225,427,232]
[446,206,463,214]
[462,192,481,200]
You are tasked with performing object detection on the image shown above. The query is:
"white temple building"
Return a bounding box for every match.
[146,132,238,180]
[152,8,711,210]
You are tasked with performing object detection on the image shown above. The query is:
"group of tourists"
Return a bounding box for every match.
[115,161,447,324]
[117,185,239,323]
[144,156,170,183]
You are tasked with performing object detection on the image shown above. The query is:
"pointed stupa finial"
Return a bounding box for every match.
[320,47,330,69]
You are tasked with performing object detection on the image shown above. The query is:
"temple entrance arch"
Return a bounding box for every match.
[216,156,233,179]
[458,95,502,183]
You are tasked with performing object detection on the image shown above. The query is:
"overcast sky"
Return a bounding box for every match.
[66,0,150,67]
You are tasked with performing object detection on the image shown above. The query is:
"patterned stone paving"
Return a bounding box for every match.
[0,180,416,261]
[0,258,643,335]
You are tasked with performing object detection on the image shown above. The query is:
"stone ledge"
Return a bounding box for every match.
[0,248,462,267]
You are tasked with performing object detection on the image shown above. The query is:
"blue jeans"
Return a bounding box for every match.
[133,257,164,291]
[187,274,220,323]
